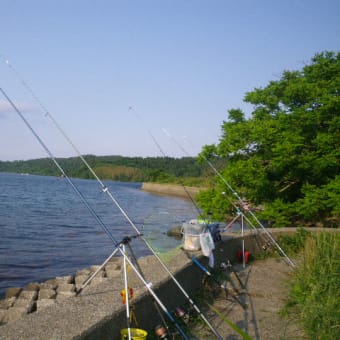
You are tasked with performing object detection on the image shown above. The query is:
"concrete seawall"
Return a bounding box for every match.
[0,228,336,339]
[141,182,202,199]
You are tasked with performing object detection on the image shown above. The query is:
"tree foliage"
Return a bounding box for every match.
[0,155,207,184]
[197,51,340,227]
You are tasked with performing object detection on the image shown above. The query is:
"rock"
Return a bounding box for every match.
[18,290,38,301]
[105,264,122,278]
[39,288,57,300]
[40,282,57,290]
[75,274,90,289]
[24,282,40,291]
[57,283,75,293]
[56,291,76,301]
[167,225,183,238]
[13,299,36,313]
[0,309,6,324]
[0,297,16,309]
[36,299,56,311]
[4,307,27,323]
[90,276,108,286]
[44,278,58,287]
[107,256,122,266]
[76,268,91,276]
[5,287,22,299]
[55,275,74,284]
[90,265,104,272]
[105,262,121,270]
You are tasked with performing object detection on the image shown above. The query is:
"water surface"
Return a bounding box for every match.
[0,173,197,297]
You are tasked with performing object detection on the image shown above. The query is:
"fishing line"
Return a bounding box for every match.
[1,57,140,237]
[0,87,117,244]
[163,129,296,269]
[129,107,223,339]
[3,58,219,338]
[129,106,166,158]
[0,86,189,339]
[129,107,201,215]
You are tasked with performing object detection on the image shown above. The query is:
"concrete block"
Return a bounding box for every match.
[76,268,91,276]
[39,288,57,300]
[13,299,35,313]
[105,262,121,271]
[57,283,75,293]
[4,307,27,323]
[90,276,108,286]
[107,256,122,267]
[75,274,90,289]
[36,299,56,311]
[40,282,57,290]
[89,267,106,278]
[0,309,6,324]
[0,297,16,309]
[105,262,122,279]
[105,267,122,278]
[5,287,22,299]
[55,275,74,284]
[56,291,76,301]
[18,290,38,301]
[44,278,58,287]
[90,264,104,272]
[24,282,40,291]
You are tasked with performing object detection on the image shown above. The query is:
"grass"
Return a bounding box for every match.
[252,227,312,261]
[284,231,340,339]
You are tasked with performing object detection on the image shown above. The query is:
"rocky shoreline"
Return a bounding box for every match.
[0,258,123,326]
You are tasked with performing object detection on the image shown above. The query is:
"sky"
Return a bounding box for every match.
[0,0,339,161]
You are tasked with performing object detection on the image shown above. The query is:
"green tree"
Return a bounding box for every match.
[197,51,340,227]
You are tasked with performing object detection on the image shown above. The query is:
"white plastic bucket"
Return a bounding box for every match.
[182,222,205,251]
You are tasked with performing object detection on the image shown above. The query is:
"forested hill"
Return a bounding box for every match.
[0,155,209,184]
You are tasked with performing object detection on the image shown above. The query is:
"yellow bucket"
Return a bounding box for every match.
[120,328,148,339]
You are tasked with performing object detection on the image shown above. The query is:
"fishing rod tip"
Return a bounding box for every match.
[162,128,170,136]
[0,55,9,64]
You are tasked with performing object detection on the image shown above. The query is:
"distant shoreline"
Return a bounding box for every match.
[141,182,203,199]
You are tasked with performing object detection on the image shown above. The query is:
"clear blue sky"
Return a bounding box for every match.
[0,0,339,161]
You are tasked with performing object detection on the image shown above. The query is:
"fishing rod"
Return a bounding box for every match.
[122,243,132,339]
[1,57,139,237]
[2,56,222,339]
[129,107,201,215]
[163,129,296,269]
[129,107,223,339]
[0,86,189,340]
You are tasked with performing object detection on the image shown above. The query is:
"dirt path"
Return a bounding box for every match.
[191,257,305,339]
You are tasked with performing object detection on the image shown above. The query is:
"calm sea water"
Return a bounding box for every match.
[0,173,197,298]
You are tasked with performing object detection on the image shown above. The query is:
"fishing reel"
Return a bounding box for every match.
[220,259,233,271]
[174,306,190,325]
[154,306,190,340]
[154,324,170,339]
